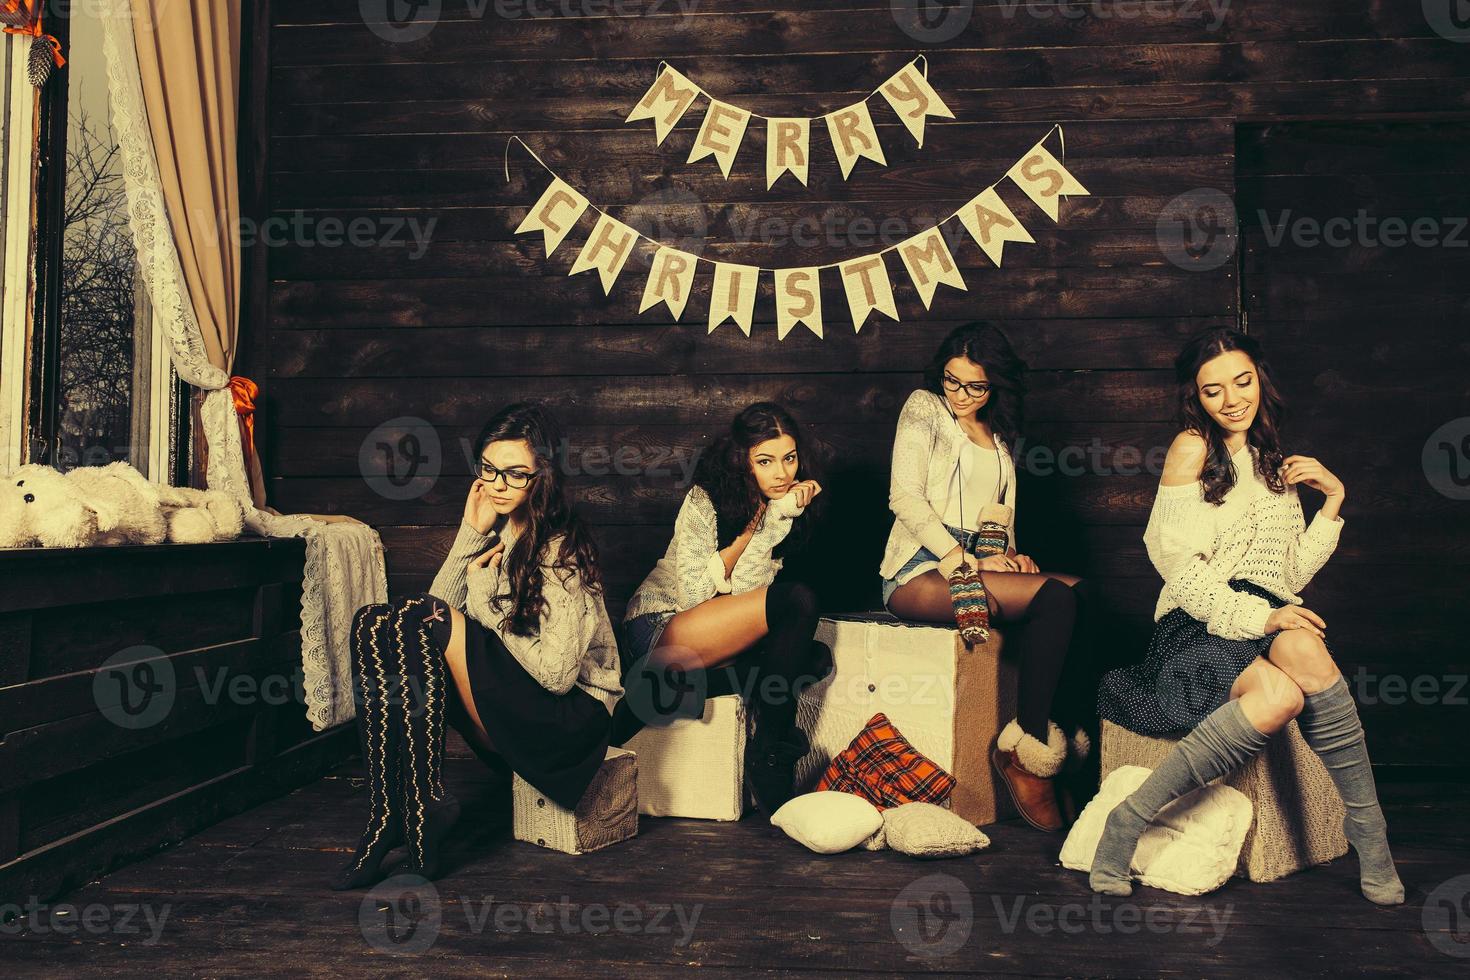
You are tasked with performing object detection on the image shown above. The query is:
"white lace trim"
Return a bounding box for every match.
[100,8,227,392]
[102,8,386,731]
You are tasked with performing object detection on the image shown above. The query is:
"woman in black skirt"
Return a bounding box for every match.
[1090,327,1403,905]
[333,402,623,889]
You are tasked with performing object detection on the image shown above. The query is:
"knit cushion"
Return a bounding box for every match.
[816,712,956,809]
[1059,764,1254,896]
[771,791,884,854]
[882,802,991,858]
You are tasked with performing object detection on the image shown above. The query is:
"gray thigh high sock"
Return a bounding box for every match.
[1297,674,1404,905]
[1090,698,1268,896]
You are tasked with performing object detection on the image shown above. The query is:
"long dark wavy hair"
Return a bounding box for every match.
[474,402,602,636]
[922,320,1028,450]
[1175,327,1287,505]
[692,401,822,558]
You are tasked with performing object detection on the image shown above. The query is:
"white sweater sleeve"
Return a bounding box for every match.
[672,487,727,609]
[729,491,805,594]
[1283,502,1343,594]
[1144,484,1273,640]
[497,560,591,696]
[889,391,964,559]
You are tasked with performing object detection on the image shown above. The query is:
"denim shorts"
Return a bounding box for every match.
[618,610,676,671]
[879,524,981,611]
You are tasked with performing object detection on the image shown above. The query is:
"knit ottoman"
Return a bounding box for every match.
[1100,718,1349,882]
[795,613,1018,826]
[513,747,639,854]
[625,694,750,820]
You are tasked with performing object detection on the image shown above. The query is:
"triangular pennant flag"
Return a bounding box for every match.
[513,177,590,256]
[568,213,639,294]
[765,117,810,190]
[877,62,955,149]
[824,100,887,179]
[687,100,751,178]
[838,253,899,333]
[709,262,760,336]
[625,65,701,145]
[957,186,1036,267]
[897,227,968,310]
[774,268,823,340]
[1007,142,1089,222]
[638,246,701,320]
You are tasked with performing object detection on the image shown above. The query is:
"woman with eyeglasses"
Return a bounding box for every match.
[880,321,1098,833]
[333,402,622,889]
[1088,327,1402,904]
[612,402,829,816]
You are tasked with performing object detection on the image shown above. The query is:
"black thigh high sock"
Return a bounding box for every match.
[749,581,823,742]
[1049,578,1100,738]
[393,594,461,880]
[1011,578,1078,743]
[331,601,405,890]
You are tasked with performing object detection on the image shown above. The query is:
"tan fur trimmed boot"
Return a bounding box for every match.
[992,718,1067,832]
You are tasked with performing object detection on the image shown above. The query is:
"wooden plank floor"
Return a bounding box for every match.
[4,734,1466,978]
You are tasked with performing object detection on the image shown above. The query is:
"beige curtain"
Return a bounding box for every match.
[129,0,240,375]
[103,2,389,731]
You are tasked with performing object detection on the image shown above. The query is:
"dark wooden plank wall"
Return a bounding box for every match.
[240,2,1470,772]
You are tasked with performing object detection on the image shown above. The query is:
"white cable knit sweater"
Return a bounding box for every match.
[879,388,1019,582]
[624,485,806,621]
[1143,443,1344,640]
[428,518,623,711]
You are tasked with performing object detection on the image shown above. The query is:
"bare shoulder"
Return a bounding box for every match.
[1161,430,1208,486]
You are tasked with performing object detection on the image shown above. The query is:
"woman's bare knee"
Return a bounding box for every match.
[1231,659,1303,734]
[1268,628,1340,694]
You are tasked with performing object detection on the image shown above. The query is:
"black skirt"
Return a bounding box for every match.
[450,612,611,811]
[1096,579,1326,738]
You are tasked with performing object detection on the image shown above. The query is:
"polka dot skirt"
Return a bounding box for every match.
[1097,579,1313,737]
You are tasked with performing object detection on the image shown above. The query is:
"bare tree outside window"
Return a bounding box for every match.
[50,9,177,476]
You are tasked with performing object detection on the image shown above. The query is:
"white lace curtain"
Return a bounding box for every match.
[100,3,385,731]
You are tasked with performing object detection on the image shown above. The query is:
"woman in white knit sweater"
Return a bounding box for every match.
[1089,327,1403,906]
[333,402,622,889]
[614,402,828,816]
[880,321,1098,834]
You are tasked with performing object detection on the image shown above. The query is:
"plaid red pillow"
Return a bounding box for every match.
[815,712,956,810]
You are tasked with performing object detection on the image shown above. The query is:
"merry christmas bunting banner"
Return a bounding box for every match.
[625,56,954,187]
[506,125,1087,340]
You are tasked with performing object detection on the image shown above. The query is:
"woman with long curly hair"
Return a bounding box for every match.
[612,402,828,816]
[1090,327,1402,905]
[332,402,622,889]
[880,321,1098,833]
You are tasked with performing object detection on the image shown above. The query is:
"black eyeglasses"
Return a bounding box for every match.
[942,373,992,399]
[475,459,538,489]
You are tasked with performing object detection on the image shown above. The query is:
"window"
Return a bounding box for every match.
[22,8,187,481]
[1,32,35,473]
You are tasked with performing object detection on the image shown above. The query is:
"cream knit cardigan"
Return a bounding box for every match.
[625,485,807,622]
[879,388,1019,582]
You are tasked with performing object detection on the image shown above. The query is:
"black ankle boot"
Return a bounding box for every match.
[744,720,810,819]
[396,600,461,881]
[332,604,406,891]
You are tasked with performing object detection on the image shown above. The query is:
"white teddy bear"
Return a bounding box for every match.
[0,460,246,548]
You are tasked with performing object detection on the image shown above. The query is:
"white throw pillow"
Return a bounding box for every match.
[882,802,991,858]
[771,792,884,854]
[1059,765,1254,896]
